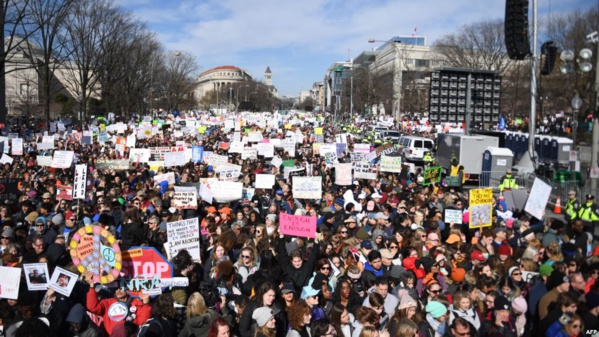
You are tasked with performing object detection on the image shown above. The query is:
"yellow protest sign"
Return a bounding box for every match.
[315,127,323,135]
[284,124,292,130]
[469,188,493,229]
[198,126,206,134]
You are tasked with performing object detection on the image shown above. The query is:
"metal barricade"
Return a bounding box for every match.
[479,171,527,189]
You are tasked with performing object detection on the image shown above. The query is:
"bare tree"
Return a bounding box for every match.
[154,50,199,111]
[60,0,119,119]
[20,0,72,121]
[433,19,513,73]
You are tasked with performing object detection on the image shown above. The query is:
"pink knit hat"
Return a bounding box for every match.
[511,297,527,313]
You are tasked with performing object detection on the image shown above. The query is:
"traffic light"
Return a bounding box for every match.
[541,41,557,75]
[505,0,531,60]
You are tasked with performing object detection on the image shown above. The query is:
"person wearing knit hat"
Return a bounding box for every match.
[497,244,510,257]
[423,301,448,336]
[451,268,466,283]
[252,306,276,328]
[511,296,528,337]
[398,294,417,311]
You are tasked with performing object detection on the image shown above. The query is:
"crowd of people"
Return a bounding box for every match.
[0,110,597,337]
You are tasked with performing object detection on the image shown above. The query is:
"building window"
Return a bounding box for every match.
[20,83,28,95]
[415,59,430,68]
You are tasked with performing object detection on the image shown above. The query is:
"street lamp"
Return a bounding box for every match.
[571,93,583,179]
[369,38,402,123]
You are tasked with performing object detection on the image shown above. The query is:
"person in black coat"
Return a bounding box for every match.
[276,234,320,293]
[238,282,288,337]
[120,206,146,250]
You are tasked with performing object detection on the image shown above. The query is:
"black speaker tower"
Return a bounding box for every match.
[505,0,531,60]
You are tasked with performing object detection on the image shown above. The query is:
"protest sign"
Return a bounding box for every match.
[271,156,283,168]
[242,147,258,160]
[199,183,213,204]
[191,146,204,163]
[284,140,296,157]
[96,159,130,171]
[153,172,175,186]
[292,176,322,199]
[217,165,241,181]
[444,209,463,225]
[207,154,228,167]
[229,141,243,154]
[335,134,348,144]
[164,152,187,167]
[166,218,201,260]
[242,188,255,200]
[121,247,174,297]
[52,151,74,168]
[56,184,73,200]
[255,174,276,189]
[73,164,87,199]
[49,267,78,297]
[11,138,22,155]
[37,142,54,150]
[0,153,13,164]
[129,148,151,163]
[248,131,263,142]
[336,143,347,157]
[469,188,493,229]
[0,266,21,299]
[279,213,316,238]
[256,143,274,157]
[380,156,402,173]
[210,181,243,203]
[172,186,198,209]
[354,143,371,154]
[375,143,393,156]
[69,226,122,284]
[335,163,353,185]
[524,178,552,220]
[422,166,443,186]
[23,263,49,291]
[353,161,377,180]
[126,135,136,147]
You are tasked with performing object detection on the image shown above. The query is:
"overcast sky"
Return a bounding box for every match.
[116,0,595,97]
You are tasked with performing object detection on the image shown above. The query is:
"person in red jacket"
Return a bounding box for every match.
[83,271,152,335]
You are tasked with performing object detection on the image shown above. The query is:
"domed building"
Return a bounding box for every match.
[195,65,252,103]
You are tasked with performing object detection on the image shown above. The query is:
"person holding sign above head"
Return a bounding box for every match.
[83,270,151,335]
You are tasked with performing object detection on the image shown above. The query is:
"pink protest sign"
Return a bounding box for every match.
[279,213,316,238]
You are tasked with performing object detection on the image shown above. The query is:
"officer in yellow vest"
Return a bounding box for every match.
[577,194,599,233]
[498,169,519,191]
[565,190,580,222]
[423,151,434,168]
[449,158,460,177]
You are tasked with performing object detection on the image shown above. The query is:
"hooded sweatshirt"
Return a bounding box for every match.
[66,303,101,337]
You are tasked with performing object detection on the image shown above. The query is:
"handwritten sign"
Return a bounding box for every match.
[524,178,552,220]
[422,166,443,186]
[129,148,151,163]
[207,154,228,167]
[164,152,187,167]
[279,213,316,238]
[0,266,21,299]
[52,151,74,169]
[166,218,201,260]
[380,156,402,173]
[292,176,322,199]
[335,163,353,185]
[444,209,463,225]
[73,164,87,200]
[172,186,198,209]
[69,226,122,284]
[469,188,493,229]
[217,165,241,181]
[353,161,377,180]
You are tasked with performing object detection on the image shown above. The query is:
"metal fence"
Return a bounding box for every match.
[478,171,529,189]
[479,170,599,204]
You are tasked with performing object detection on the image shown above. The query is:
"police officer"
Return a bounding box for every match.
[423,151,434,168]
[564,190,580,222]
[498,169,519,191]
[577,194,599,234]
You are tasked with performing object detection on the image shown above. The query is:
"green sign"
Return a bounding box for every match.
[423,166,443,186]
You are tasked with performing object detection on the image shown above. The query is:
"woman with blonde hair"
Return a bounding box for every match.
[235,246,258,283]
[394,318,418,337]
[447,291,481,330]
[179,292,219,337]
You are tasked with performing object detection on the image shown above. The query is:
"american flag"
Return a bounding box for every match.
[412,27,417,37]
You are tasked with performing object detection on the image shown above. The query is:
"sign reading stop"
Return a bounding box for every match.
[121,246,173,298]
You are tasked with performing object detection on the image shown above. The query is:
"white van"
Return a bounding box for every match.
[399,136,435,161]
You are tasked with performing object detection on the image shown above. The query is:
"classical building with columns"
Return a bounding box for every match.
[195,65,252,104]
